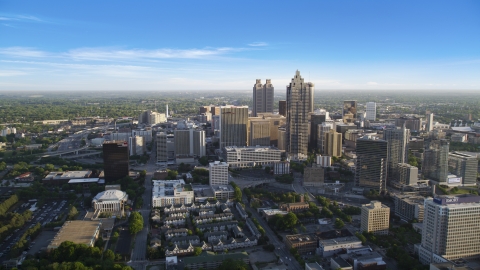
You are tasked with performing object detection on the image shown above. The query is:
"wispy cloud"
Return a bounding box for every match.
[0,47,48,58]
[0,46,250,62]
[65,47,242,61]
[248,42,268,47]
[0,14,45,22]
[367,81,379,85]
[0,70,27,77]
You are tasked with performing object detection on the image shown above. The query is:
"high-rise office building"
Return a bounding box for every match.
[355,136,388,192]
[343,101,357,123]
[128,136,145,156]
[257,113,286,147]
[383,126,410,182]
[426,111,434,132]
[247,117,270,146]
[209,161,229,186]
[310,114,327,152]
[361,201,390,235]
[423,139,449,183]
[365,102,376,121]
[103,141,129,182]
[418,195,480,264]
[395,116,421,132]
[174,129,206,158]
[396,163,418,186]
[138,110,166,125]
[286,70,314,159]
[253,79,274,117]
[156,132,167,163]
[448,152,478,186]
[324,130,342,157]
[317,121,334,154]
[278,128,287,151]
[219,106,248,149]
[278,100,286,117]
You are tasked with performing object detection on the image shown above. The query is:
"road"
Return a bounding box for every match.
[128,150,156,270]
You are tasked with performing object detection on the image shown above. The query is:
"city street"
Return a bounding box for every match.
[128,150,156,270]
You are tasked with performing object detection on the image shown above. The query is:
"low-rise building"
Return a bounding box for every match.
[193,213,234,224]
[152,180,194,207]
[43,170,93,185]
[223,146,282,168]
[305,262,325,270]
[204,231,228,243]
[246,218,261,239]
[92,189,128,216]
[280,202,309,213]
[317,236,363,257]
[303,165,324,187]
[261,209,288,221]
[285,234,318,254]
[211,185,234,200]
[211,237,257,251]
[47,221,101,250]
[165,228,188,240]
[171,236,200,245]
[393,194,425,222]
[196,221,238,232]
[15,172,34,182]
[341,250,386,270]
[164,216,186,226]
[330,257,352,270]
[236,203,248,220]
[182,251,250,270]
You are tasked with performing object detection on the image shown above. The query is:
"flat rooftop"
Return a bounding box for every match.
[262,209,288,216]
[68,178,100,184]
[152,180,193,198]
[319,236,361,247]
[43,171,92,180]
[224,146,280,152]
[48,220,101,249]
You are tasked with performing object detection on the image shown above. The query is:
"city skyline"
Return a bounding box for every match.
[1,1,480,91]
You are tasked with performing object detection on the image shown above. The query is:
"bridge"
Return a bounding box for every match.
[41,147,101,158]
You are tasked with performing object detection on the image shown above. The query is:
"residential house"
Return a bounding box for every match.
[236,203,248,220]
[165,228,188,240]
[204,231,228,243]
[246,218,261,239]
[196,221,238,232]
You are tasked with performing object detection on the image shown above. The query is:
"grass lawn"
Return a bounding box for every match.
[146,264,165,270]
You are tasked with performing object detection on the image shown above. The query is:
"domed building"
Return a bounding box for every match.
[92,189,128,216]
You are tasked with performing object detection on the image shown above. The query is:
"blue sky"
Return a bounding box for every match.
[1,0,479,91]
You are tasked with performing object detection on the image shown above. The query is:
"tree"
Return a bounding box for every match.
[217,259,248,270]
[264,166,271,174]
[193,247,202,256]
[140,170,147,177]
[128,212,144,235]
[45,163,55,171]
[334,218,344,229]
[104,249,115,261]
[234,187,242,202]
[187,229,192,236]
[283,212,298,229]
[198,156,209,166]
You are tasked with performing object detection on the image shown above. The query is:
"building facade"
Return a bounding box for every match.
[279,100,286,117]
[174,129,206,158]
[152,180,194,207]
[423,139,449,183]
[92,189,128,214]
[219,106,248,149]
[383,126,410,183]
[103,141,129,182]
[209,161,228,186]
[393,194,424,222]
[286,70,314,159]
[355,137,388,192]
[448,152,478,186]
[317,121,334,154]
[343,101,357,123]
[222,146,282,168]
[247,118,270,146]
[252,79,274,117]
[418,196,480,264]
[325,130,342,157]
[365,102,376,121]
[361,201,390,235]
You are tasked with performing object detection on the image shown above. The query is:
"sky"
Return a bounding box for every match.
[1,0,480,91]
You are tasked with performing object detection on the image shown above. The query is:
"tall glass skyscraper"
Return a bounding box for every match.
[252,79,274,117]
[286,70,314,159]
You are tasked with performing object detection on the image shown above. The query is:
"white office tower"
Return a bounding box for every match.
[252,79,274,117]
[166,104,169,118]
[419,195,480,264]
[365,102,376,121]
[209,161,229,186]
[156,132,167,163]
[426,111,434,132]
[174,129,206,157]
[128,136,145,156]
[286,70,314,159]
[316,155,331,167]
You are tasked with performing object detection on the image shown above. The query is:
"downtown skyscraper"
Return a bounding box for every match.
[383,125,410,184]
[286,70,314,159]
[252,79,274,117]
[219,105,248,150]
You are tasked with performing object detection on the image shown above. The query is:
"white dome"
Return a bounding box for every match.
[93,190,128,202]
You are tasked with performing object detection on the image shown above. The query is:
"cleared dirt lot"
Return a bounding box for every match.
[249,249,278,264]
[28,230,57,255]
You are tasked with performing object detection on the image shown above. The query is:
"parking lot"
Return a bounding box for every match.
[0,199,71,261]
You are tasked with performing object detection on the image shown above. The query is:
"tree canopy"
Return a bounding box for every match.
[128,211,144,235]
